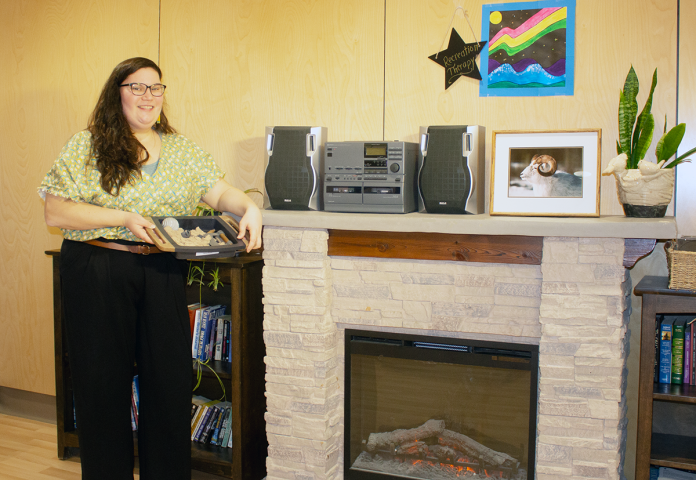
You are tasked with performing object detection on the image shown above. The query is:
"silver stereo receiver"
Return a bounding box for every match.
[323,141,418,213]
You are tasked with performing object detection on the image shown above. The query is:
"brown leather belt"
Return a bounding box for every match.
[85,240,164,255]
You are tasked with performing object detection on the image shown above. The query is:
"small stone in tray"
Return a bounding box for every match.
[165,226,213,246]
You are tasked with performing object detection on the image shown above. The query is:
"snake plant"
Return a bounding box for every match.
[617,66,696,169]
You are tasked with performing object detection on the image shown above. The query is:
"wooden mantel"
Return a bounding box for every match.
[260,211,675,268]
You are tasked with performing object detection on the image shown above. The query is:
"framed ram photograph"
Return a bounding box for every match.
[490,129,601,216]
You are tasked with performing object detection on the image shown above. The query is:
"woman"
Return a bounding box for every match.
[39,57,262,479]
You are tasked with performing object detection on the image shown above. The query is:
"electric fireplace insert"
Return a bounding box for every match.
[345,329,539,480]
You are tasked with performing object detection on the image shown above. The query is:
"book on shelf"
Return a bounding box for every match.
[672,318,687,384]
[187,303,203,337]
[191,396,219,441]
[130,402,137,431]
[197,305,226,362]
[685,318,693,385]
[687,317,696,385]
[193,402,219,442]
[211,406,230,445]
[654,315,664,383]
[209,407,224,445]
[199,406,221,444]
[216,403,232,445]
[191,305,207,358]
[659,317,674,384]
[214,315,232,362]
[222,406,233,448]
[130,374,140,431]
[204,401,231,445]
[196,306,213,360]
[651,466,660,480]
[190,395,209,436]
[214,317,225,361]
[226,418,233,448]
[657,466,696,480]
[222,316,231,362]
[693,318,696,384]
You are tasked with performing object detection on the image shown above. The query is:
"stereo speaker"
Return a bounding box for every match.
[264,126,326,210]
[417,125,485,214]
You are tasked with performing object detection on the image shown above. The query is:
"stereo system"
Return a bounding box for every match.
[323,141,418,213]
[263,125,485,214]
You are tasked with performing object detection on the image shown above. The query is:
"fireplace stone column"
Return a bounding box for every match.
[262,227,341,480]
[537,237,630,480]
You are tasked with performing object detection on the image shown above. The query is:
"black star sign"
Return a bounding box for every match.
[429,29,486,89]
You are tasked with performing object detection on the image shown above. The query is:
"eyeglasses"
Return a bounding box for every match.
[119,83,166,96]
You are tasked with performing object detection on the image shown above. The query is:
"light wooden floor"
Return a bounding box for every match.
[0,414,230,480]
[0,414,82,480]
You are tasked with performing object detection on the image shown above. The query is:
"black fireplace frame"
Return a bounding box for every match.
[344,329,539,480]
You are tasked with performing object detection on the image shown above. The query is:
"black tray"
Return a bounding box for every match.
[147,215,247,259]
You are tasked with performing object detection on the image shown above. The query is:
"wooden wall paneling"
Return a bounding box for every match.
[160,0,385,203]
[677,0,696,237]
[384,0,677,215]
[0,0,159,395]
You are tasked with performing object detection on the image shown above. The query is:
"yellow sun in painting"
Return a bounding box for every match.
[490,11,502,24]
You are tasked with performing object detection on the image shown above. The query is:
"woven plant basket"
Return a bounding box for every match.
[665,239,696,290]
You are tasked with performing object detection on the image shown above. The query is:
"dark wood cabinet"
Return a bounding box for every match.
[47,250,267,479]
[634,276,696,480]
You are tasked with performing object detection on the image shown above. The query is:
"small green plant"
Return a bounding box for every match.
[617,66,696,169]
[207,267,224,291]
[187,262,206,304]
[187,261,224,305]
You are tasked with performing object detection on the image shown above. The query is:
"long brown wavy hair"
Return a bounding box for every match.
[87,57,176,196]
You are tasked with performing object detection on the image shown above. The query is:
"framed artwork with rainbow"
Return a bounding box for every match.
[479,0,575,97]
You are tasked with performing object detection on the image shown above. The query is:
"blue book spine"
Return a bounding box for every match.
[197,308,211,360]
[200,306,223,361]
[194,406,213,442]
[205,317,216,362]
[223,320,231,362]
[654,315,662,383]
[200,407,220,444]
[659,320,673,384]
[133,375,140,416]
[191,307,204,358]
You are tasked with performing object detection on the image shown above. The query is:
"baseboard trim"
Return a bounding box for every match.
[0,386,56,424]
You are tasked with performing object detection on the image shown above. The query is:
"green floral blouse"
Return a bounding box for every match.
[39,130,223,242]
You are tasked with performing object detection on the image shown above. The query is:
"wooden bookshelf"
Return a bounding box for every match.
[634,276,696,480]
[47,250,267,479]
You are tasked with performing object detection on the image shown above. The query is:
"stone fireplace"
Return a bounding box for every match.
[260,212,675,480]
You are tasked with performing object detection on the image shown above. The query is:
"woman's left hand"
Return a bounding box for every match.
[202,180,264,252]
[237,203,262,252]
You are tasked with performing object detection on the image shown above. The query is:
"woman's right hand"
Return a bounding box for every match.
[45,193,155,242]
[122,212,156,243]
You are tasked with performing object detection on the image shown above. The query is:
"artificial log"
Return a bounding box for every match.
[438,429,518,469]
[366,419,446,452]
[394,441,428,456]
[427,445,461,462]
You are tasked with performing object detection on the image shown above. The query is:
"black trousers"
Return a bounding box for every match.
[60,240,191,480]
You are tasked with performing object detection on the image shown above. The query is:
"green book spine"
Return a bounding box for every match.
[672,323,685,384]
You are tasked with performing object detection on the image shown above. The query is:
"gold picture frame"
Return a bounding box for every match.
[490,129,601,216]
